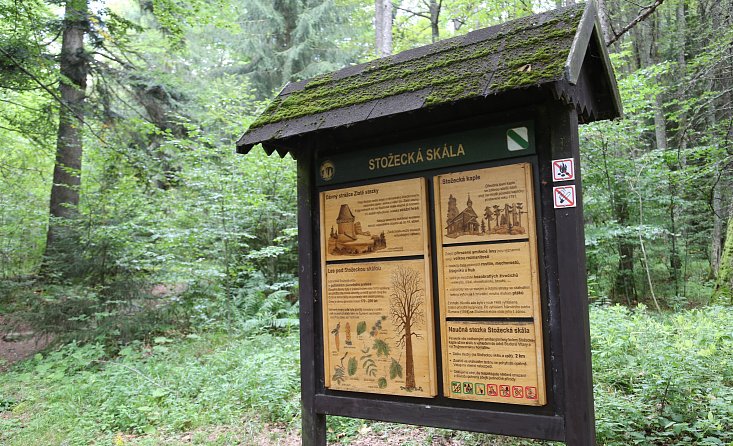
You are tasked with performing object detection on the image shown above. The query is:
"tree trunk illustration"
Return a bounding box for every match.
[390,265,424,390]
[404,323,415,388]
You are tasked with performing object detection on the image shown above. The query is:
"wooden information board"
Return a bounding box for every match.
[434,163,545,405]
[320,178,437,397]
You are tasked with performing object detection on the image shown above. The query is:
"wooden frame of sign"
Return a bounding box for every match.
[294,104,595,446]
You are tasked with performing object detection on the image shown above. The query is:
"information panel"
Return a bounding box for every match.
[321,178,427,261]
[445,321,544,405]
[442,242,537,318]
[435,163,545,405]
[320,178,437,397]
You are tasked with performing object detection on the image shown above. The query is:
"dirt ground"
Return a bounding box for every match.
[0,315,53,372]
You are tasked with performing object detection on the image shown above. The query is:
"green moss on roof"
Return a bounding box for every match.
[249,4,585,130]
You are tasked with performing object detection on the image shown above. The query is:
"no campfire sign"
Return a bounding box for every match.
[552,158,575,182]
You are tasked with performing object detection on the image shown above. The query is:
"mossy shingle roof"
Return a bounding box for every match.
[238,1,620,155]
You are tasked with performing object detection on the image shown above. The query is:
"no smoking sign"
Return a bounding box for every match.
[553,185,577,208]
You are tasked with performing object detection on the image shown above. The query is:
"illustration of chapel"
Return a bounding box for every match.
[445,194,481,238]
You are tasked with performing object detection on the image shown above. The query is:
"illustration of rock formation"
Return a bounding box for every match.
[328,204,387,255]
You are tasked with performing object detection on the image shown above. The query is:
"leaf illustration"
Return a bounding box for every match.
[389,358,403,380]
[332,365,346,384]
[373,339,390,357]
[347,356,358,376]
[356,321,367,335]
[377,377,387,389]
[370,319,383,337]
[362,357,377,376]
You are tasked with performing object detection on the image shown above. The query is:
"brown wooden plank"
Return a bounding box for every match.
[298,156,327,446]
[321,178,427,261]
[320,178,436,397]
[548,104,596,446]
[322,259,436,397]
[314,395,566,441]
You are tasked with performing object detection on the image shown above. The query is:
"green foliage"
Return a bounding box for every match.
[1,307,732,445]
[591,305,733,445]
[0,331,300,444]
[216,0,362,98]
[238,282,299,333]
[377,377,387,388]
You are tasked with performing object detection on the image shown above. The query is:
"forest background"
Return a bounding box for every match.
[0,0,732,445]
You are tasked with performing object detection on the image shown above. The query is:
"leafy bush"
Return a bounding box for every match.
[592,305,733,445]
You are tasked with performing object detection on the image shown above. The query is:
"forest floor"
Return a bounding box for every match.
[109,422,481,446]
[0,315,53,372]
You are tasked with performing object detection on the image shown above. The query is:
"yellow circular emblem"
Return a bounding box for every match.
[320,160,335,182]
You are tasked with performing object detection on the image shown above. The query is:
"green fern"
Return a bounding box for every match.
[240,288,299,333]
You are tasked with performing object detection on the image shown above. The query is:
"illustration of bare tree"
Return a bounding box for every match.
[389,265,425,390]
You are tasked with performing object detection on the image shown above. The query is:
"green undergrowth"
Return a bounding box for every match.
[591,305,733,445]
[0,331,301,446]
[1,306,732,445]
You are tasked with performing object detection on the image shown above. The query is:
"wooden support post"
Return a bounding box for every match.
[549,104,597,446]
[298,155,327,446]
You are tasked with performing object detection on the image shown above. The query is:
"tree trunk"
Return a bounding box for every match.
[638,15,668,151]
[404,322,415,389]
[666,0,686,295]
[44,0,88,256]
[612,198,637,305]
[597,0,614,45]
[429,0,440,43]
[375,0,392,57]
[714,205,733,303]
[712,183,725,273]
[276,0,298,86]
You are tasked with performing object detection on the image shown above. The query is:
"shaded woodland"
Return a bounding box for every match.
[2,0,730,323]
[0,1,732,443]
